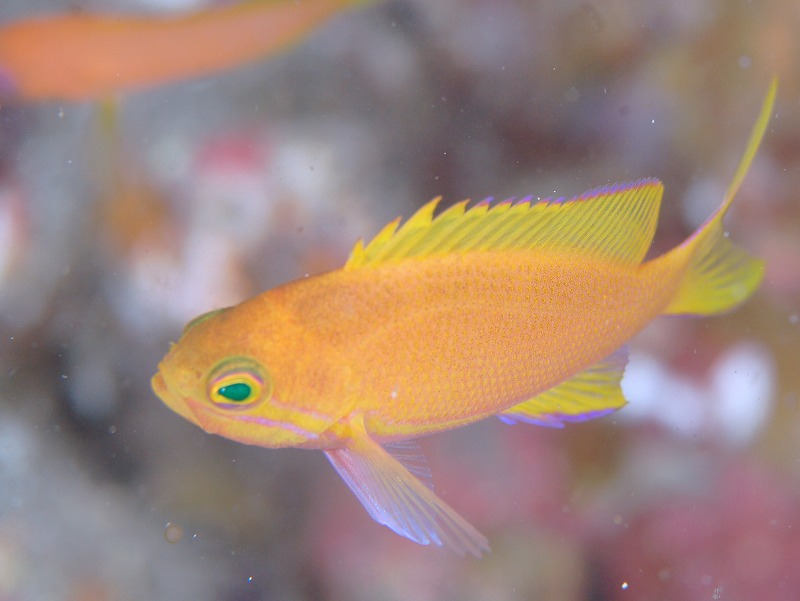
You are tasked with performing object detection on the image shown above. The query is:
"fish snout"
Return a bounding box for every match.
[151,370,202,428]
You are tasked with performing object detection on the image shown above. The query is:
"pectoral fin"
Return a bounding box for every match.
[499,347,628,427]
[324,416,489,556]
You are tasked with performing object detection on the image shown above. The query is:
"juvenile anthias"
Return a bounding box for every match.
[153,81,776,556]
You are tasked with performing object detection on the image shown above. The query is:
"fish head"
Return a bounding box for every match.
[152,302,339,449]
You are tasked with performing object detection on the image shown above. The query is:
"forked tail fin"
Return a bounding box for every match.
[664,78,776,316]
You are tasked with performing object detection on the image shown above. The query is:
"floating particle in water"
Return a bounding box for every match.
[164,522,184,544]
[621,582,628,590]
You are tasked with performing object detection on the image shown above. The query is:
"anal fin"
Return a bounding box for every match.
[498,347,628,427]
[324,417,489,556]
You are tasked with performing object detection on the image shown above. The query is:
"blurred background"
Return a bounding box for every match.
[0,0,799,599]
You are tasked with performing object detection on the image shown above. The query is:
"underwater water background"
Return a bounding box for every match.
[1,0,800,599]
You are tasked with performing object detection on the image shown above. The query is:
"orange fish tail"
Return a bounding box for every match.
[662,78,775,317]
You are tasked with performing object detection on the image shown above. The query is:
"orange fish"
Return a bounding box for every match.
[0,0,371,101]
[152,81,775,555]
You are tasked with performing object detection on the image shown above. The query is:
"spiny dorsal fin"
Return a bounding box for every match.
[344,179,664,270]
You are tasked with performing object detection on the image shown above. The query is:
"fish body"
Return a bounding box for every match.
[0,0,371,101]
[152,81,776,555]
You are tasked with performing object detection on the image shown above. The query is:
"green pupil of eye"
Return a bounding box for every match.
[217,382,252,402]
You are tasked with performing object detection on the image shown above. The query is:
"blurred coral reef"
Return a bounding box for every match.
[1,0,799,599]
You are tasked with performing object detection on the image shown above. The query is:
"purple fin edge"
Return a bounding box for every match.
[498,407,618,428]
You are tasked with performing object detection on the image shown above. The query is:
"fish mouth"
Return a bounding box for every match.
[151,371,202,429]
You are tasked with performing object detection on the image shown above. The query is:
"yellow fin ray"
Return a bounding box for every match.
[345,180,664,270]
[403,200,473,257]
[346,215,402,269]
[406,200,489,257]
[456,200,533,250]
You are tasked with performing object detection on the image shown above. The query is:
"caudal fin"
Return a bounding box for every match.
[664,78,775,316]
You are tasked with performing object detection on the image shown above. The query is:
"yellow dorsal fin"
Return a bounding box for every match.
[345,180,664,270]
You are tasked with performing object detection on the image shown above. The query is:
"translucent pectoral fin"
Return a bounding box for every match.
[499,347,629,427]
[323,417,489,557]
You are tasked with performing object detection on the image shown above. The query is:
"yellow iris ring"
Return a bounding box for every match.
[207,357,271,410]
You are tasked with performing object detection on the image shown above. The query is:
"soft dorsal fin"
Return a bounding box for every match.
[345,179,664,270]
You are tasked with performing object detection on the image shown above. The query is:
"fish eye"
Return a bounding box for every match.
[207,357,271,410]
[183,307,230,335]
[217,382,252,402]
